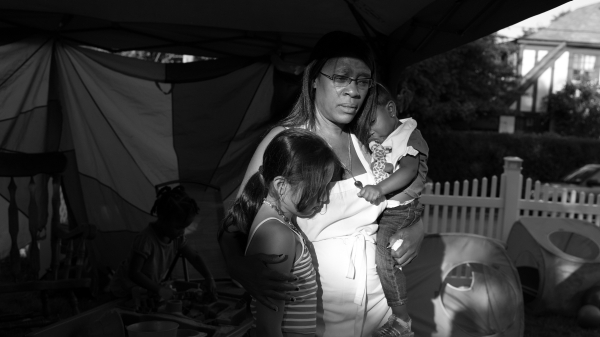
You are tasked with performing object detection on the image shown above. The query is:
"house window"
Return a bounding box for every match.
[572,54,596,81]
[525,118,534,127]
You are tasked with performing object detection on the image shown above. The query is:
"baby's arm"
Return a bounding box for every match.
[358,154,420,203]
[128,253,174,300]
[180,244,218,299]
[246,220,297,337]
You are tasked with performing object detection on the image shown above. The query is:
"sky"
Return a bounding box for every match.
[497,0,600,39]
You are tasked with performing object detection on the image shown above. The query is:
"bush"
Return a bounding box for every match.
[422,130,600,184]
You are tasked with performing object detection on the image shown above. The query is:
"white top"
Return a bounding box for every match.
[380,118,418,208]
[297,134,386,242]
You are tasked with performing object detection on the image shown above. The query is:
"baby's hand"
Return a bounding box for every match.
[357,185,384,205]
[384,163,394,173]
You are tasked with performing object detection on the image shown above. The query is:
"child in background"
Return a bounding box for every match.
[221,128,341,337]
[110,186,217,302]
[358,83,429,337]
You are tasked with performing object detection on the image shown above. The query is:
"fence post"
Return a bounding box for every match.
[502,157,523,242]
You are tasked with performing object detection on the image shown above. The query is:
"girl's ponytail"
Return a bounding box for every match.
[219,171,268,239]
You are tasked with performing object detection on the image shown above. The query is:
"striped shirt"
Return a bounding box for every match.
[246,217,317,335]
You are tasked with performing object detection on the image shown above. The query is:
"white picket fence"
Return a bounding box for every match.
[420,157,600,242]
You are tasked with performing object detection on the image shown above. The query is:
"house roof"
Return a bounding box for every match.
[520,2,600,45]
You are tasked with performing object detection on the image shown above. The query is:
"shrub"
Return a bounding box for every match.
[422,130,600,184]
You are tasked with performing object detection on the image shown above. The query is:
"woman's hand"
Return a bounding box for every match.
[390,219,425,267]
[228,252,298,311]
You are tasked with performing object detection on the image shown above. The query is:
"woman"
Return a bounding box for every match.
[218,31,425,337]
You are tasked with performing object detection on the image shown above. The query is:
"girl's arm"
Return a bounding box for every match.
[129,253,173,299]
[180,245,217,297]
[246,220,297,337]
[219,126,296,310]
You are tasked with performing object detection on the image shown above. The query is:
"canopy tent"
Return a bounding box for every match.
[1,0,567,85]
[0,1,568,277]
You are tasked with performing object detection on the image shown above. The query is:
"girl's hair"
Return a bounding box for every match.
[220,128,341,237]
[279,31,378,146]
[151,185,199,227]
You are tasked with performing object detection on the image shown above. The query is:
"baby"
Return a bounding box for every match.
[358,83,429,337]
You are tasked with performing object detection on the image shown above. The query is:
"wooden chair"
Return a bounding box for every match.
[0,152,96,323]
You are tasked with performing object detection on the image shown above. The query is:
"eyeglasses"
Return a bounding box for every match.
[319,72,373,90]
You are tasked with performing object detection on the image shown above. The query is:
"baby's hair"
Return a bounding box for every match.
[375,82,395,108]
[376,82,414,116]
[219,129,342,237]
[151,185,199,227]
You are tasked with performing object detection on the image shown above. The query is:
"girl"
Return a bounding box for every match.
[110,186,217,301]
[221,128,341,337]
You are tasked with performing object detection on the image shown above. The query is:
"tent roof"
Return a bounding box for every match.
[1,0,568,72]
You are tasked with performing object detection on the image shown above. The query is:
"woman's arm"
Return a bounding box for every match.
[246,220,297,337]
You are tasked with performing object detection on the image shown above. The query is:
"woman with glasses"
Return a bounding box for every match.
[218,31,425,337]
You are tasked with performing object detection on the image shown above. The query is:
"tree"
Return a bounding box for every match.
[395,34,519,130]
[546,81,600,139]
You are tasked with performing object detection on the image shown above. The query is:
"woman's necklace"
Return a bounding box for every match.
[341,133,363,189]
[262,199,302,237]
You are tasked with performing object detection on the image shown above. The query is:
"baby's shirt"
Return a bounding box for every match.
[381,118,418,170]
[370,118,417,185]
[370,118,429,208]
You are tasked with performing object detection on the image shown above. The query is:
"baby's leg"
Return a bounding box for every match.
[376,209,409,311]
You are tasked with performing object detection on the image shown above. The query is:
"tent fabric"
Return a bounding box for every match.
[0,1,569,77]
[0,0,571,276]
[404,233,524,337]
[0,37,54,260]
[506,217,600,316]
[0,38,276,273]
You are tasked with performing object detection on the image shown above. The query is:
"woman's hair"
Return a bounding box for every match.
[220,129,341,237]
[151,185,199,227]
[279,31,378,145]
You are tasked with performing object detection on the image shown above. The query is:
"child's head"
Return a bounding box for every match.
[221,128,341,235]
[369,83,399,143]
[261,128,340,217]
[151,186,199,239]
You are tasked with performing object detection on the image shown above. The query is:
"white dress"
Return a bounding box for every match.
[297,134,391,337]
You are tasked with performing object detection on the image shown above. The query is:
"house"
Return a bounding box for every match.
[500,2,600,134]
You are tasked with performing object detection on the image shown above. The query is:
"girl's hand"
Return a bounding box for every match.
[206,278,219,302]
[228,253,297,311]
[391,219,425,267]
[357,185,385,204]
[158,286,174,300]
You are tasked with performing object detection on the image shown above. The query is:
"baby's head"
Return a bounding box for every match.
[151,186,199,239]
[369,83,400,143]
[261,128,341,218]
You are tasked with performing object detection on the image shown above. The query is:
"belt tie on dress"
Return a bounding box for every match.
[344,227,376,306]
